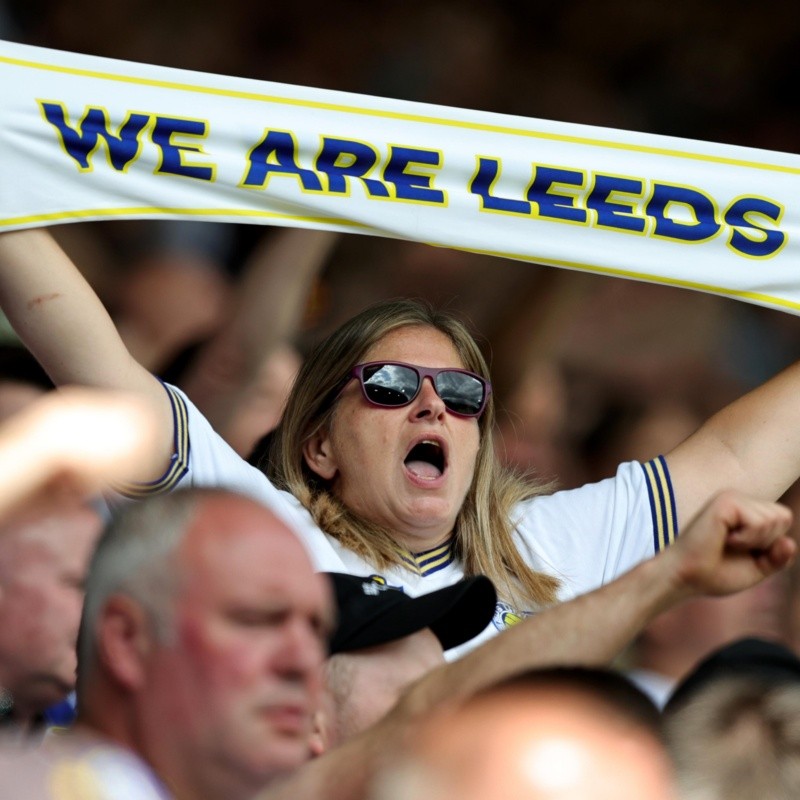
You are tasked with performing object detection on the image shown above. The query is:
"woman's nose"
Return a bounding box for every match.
[410,377,446,419]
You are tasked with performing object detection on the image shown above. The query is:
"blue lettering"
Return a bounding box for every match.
[725,197,785,258]
[39,101,149,172]
[242,130,323,191]
[648,184,719,242]
[151,116,214,181]
[469,158,531,215]
[316,138,389,197]
[383,146,445,204]
[528,167,586,223]
[587,175,645,232]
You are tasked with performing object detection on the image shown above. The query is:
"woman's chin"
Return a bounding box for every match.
[393,504,457,547]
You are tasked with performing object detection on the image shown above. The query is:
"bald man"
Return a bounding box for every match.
[373,667,675,800]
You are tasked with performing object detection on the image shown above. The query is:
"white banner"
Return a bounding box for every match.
[2,40,800,313]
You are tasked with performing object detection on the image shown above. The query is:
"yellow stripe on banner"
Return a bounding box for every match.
[0,207,372,229]
[2,54,799,175]
[4,200,798,312]
[4,201,798,313]
[642,460,666,552]
[651,457,677,546]
[450,244,800,314]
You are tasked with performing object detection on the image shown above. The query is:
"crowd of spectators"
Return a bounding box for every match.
[2,3,800,798]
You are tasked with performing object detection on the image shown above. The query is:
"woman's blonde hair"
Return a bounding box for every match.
[265,299,558,608]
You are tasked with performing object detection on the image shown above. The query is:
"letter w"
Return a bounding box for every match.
[38,101,150,172]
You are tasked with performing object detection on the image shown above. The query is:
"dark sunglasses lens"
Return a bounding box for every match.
[435,371,485,415]
[361,364,420,406]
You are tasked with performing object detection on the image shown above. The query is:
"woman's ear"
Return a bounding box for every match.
[303,427,338,480]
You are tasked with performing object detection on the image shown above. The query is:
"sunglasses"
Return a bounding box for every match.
[346,361,491,418]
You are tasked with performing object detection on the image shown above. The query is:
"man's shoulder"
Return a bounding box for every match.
[0,729,173,800]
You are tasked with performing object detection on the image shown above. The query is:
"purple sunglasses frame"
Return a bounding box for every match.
[346,360,492,418]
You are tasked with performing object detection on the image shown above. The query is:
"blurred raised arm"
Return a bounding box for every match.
[0,386,160,517]
[179,227,339,454]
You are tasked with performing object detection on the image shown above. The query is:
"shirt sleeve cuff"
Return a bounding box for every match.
[641,455,678,553]
[114,382,190,499]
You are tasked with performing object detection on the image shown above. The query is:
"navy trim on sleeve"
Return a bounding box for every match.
[641,455,678,553]
[116,383,190,499]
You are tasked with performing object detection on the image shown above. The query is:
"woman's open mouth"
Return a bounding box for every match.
[404,439,447,481]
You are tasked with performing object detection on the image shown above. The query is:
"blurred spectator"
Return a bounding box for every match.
[372,667,675,800]
[113,248,232,375]
[0,387,158,734]
[494,359,573,485]
[0,497,102,733]
[209,342,301,457]
[0,487,792,800]
[663,638,800,800]
[70,488,332,800]
[668,678,800,800]
[628,575,789,708]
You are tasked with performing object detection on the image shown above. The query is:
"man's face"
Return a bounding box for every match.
[0,504,103,714]
[142,496,333,787]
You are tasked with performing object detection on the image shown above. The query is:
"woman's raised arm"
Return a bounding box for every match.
[0,228,175,481]
[667,358,800,528]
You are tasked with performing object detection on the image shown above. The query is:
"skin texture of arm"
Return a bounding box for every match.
[667,360,800,528]
[262,490,796,800]
[0,229,174,481]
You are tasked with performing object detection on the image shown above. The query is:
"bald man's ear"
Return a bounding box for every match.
[95,595,154,692]
[309,709,332,758]
[303,428,338,481]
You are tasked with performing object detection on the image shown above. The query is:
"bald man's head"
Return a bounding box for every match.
[374,668,676,800]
